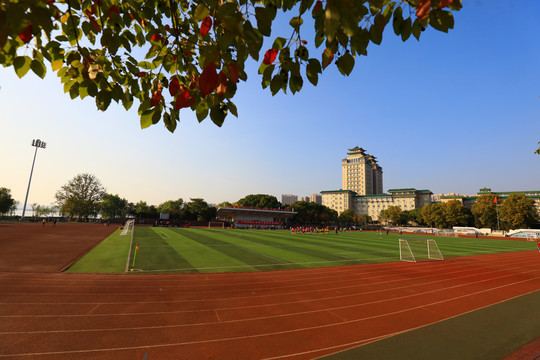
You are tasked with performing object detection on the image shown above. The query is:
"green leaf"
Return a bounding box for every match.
[69,82,79,99]
[210,106,227,127]
[255,7,272,36]
[429,9,454,33]
[96,90,112,111]
[194,4,210,22]
[411,19,423,40]
[306,58,321,86]
[228,101,238,117]
[336,53,354,76]
[289,75,303,94]
[270,74,284,95]
[392,7,403,36]
[400,17,412,41]
[272,37,287,50]
[324,1,340,43]
[163,112,177,132]
[30,59,46,79]
[140,109,154,129]
[289,16,304,31]
[13,56,32,78]
[196,101,209,122]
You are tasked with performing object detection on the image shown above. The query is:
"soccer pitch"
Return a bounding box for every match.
[66,227,538,274]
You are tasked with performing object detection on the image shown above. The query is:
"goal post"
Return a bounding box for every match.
[399,238,444,262]
[120,219,135,236]
[208,221,225,229]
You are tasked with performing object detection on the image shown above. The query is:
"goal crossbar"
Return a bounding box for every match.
[399,238,444,262]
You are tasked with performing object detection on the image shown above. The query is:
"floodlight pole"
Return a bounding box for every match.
[22,139,46,219]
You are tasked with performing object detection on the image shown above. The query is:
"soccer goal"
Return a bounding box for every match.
[208,221,225,229]
[399,238,444,262]
[120,219,135,236]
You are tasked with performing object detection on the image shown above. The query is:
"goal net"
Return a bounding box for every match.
[399,238,444,262]
[208,221,225,229]
[120,219,135,236]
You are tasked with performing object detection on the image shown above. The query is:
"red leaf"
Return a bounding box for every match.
[228,62,240,83]
[150,89,162,107]
[263,48,279,65]
[175,86,195,110]
[313,0,322,13]
[18,23,33,44]
[323,49,334,64]
[216,71,228,99]
[107,5,120,17]
[199,62,218,96]
[416,0,431,20]
[169,77,180,97]
[201,16,212,36]
[89,16,101,33]
[135,71,147,77]
[151,33,162,42]
[301,40,307,45]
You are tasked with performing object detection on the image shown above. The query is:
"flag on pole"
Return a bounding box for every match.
[136,243,139,252]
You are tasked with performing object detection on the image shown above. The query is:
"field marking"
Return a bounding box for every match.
[2,263,537,323]
[1,276,538,358]
[160,232,170,238]
[116,256,392,273]
[241,248,291,264]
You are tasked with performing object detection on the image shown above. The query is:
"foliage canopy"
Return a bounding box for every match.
[55,173,106,218]
[1,0,460,131]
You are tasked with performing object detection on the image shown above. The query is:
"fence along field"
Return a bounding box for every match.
[99,226,538,274]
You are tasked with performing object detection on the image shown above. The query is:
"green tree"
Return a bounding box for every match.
[444,200,472,227]
[55,173,106,219]
[216,201,232,208]
[100,193,128,219]
[385,205,404,225]
[0,187,15,215]
[237,194,281,209]
[471,194,498,230]
[157,198,183,219]
[0,0,461,132]
[421,203,447,229]
[135,201,149,218]
[287,201,337,226]
[35,205,53,217]
[183,198,215,221]
[124,202,136,217]
[338,209,355,225]
[499,193,538,230]
[9,200,19,216]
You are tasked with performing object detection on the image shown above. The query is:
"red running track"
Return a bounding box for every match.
[1,250,539,359]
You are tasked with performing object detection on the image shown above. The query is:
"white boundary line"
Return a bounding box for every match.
[124,223,135,273]
[1,276,538,358]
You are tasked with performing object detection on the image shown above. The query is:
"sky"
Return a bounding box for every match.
[1,1,539,211]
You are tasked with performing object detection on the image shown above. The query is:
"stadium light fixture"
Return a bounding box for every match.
[22,139,47,219]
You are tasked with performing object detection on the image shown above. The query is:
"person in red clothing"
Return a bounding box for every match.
[537,242,540,253]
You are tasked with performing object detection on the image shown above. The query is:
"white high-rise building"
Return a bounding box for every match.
[281,194,298,206]
[341,146,383,195]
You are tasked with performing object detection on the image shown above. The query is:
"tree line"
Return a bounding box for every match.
[2,174,538,230]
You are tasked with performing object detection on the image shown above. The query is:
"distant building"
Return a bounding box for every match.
[281,194,298,206]
[309,194,322,204]
[438,188,540,215]
[342,146,383,195]
[322,188,432,220]
[321,147,432,220]
[301,196,310,202]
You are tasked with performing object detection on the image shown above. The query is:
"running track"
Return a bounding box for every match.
[1,250,539,359]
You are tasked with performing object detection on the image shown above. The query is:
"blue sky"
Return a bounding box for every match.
[1,1,539,209]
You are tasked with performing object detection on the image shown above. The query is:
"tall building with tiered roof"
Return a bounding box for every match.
[322,147,432,219]
[341,146,383,195]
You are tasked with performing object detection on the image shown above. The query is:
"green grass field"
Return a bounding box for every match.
[66,227,538,274]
